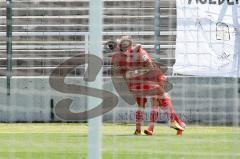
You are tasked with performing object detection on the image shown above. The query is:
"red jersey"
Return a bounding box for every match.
[112,47,166,96]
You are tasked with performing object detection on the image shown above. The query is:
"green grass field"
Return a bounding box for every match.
[0,123,240,159]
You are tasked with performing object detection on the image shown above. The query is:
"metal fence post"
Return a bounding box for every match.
[154,0,161,54]
[6,0,13,96]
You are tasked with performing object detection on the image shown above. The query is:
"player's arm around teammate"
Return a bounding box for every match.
[110,36,186,136]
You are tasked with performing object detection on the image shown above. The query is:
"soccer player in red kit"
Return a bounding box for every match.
[110,36,186,136]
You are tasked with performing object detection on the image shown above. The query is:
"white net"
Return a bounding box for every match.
[0,0,239,159]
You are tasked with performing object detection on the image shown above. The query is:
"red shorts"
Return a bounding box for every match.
[128,73,167,97]
[135,96,170,108]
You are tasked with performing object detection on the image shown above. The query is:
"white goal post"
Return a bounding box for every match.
[88,0,103,159]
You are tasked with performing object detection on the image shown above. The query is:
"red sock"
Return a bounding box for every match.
[162,97,184,125]
[149,109,159,131]
[170,113,184,126]
[136,110,143,131]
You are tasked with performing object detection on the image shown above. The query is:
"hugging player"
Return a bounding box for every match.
[109,36,186,136]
